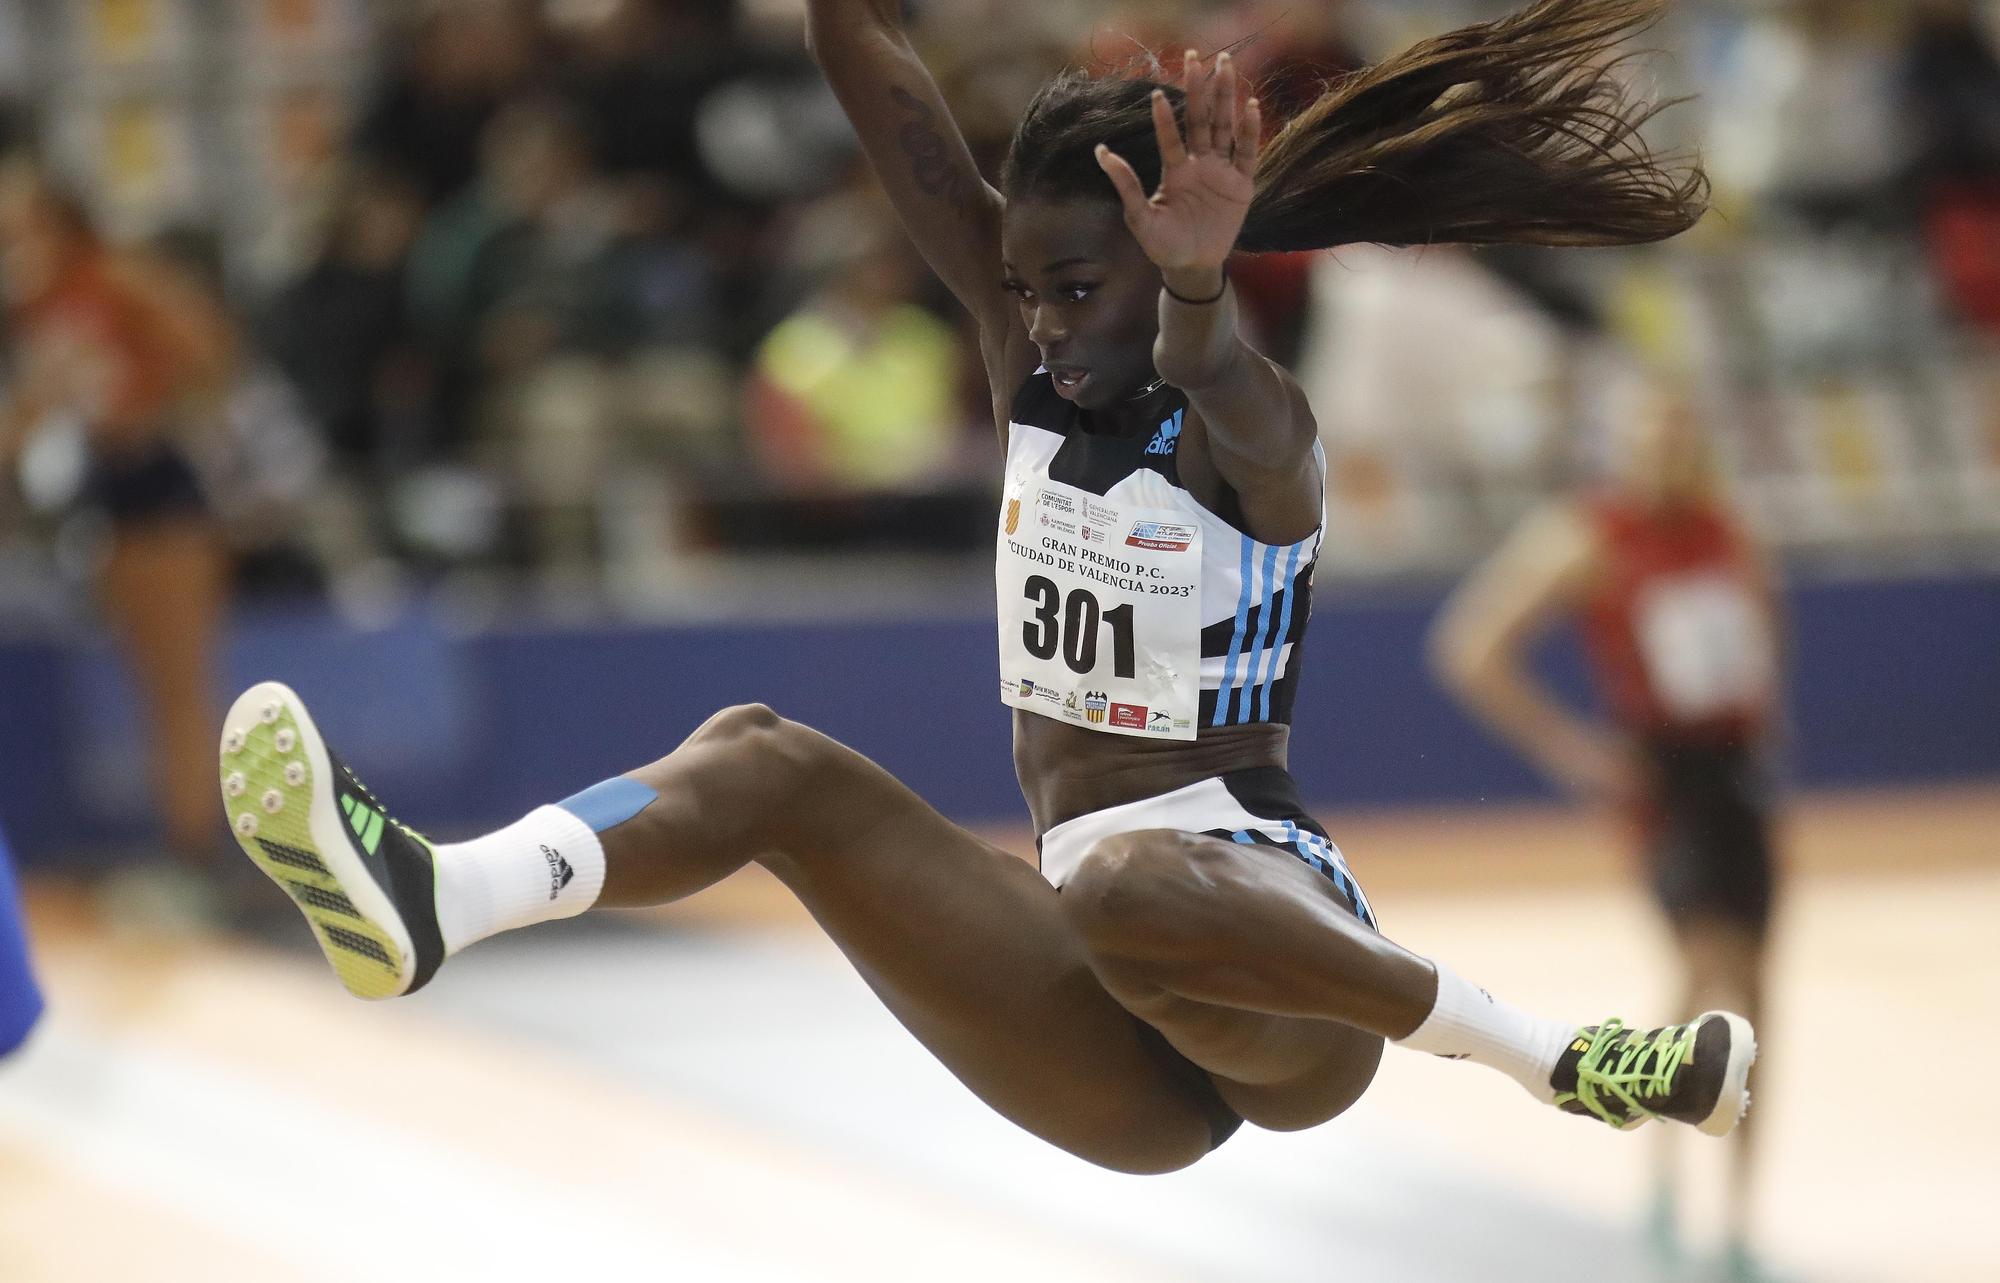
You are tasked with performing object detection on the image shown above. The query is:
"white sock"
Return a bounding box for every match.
[432,805,607,955]
[1394,961,1578,1103]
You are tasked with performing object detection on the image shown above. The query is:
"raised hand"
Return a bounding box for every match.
[1095,51,1261,276]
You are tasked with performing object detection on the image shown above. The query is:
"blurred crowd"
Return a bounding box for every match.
[0,0,1996,608]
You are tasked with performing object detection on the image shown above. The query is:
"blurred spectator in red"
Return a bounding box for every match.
[1433,377,1785,1283]
[0,162,235,912]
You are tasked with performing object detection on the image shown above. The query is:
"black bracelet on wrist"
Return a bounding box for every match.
[1163,274,1228,305]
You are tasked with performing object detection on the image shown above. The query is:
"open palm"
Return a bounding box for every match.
[1096,51,1261,274]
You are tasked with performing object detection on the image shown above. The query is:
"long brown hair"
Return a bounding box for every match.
[1001,0,1706,253]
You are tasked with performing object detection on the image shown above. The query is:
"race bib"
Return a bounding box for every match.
[1635,573,1773,721]
[997,475,1201,739]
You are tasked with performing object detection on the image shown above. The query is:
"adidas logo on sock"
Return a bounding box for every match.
[540,844,576,900]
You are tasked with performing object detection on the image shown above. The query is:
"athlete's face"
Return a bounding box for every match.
[1001,198,1162,408]
[1614,387,1712,506]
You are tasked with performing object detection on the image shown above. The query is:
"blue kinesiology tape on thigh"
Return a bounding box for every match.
[555,776,660,834]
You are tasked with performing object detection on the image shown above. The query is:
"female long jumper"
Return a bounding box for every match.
[219,0,1754,1174]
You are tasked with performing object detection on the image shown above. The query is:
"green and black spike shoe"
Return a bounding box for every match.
[219,681,445,999]
[1551,1012,1757,1137]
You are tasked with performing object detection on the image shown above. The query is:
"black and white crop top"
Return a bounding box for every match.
[996,369,1323,740]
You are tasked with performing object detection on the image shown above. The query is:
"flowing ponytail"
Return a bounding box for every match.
[1240,0,1705,251]
[1001,0,1705,253]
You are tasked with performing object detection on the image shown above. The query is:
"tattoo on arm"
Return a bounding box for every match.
[888,85,983,220]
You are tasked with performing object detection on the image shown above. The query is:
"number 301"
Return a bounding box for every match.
[1023,576,1136,676]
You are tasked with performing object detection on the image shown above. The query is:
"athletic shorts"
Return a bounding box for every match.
[1037,766,1376,930]
[82,437,208,526]
[0,827,44,1058]
[1640,738,1777,937]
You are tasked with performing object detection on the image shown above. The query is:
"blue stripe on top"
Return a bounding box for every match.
[1258,542,1305,721]
[1236,542,1283,724]
[1213,533,1258,727]
[1218,540,1292,726]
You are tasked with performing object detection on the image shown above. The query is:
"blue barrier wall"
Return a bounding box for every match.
[2,572,1995,861]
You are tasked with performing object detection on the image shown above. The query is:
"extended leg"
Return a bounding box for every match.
[223,691,1229,1174]
[593,704,1237,1171]
[1059,829,1421,1129]
[1060,830,1757,1139]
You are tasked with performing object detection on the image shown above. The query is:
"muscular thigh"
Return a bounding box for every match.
[651,707,1229,1172]
[1066,830,1384,1132]
[1090,957,1383,1131]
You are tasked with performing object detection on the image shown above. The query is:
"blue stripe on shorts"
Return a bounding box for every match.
[1211,823,1376,930]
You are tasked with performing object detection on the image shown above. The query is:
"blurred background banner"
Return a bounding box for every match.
[1,570,1995,855]
[0,3,1996,1282]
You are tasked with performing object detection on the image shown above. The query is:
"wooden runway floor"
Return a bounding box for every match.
[3,785,1994,1283]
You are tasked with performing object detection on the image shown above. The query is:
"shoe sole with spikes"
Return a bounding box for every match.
[1695,1010,1758,1137]
[218,681,443,999]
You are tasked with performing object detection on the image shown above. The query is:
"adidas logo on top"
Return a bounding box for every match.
[1145,408,1184,456]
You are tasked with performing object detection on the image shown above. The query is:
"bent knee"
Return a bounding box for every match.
[693,703,835,773]
[695,702,787,744]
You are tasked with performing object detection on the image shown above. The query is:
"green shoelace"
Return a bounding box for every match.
[1560,1019,1695,1128]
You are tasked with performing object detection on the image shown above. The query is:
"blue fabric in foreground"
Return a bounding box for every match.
[0,825,44,1057]
[555,776,661,834]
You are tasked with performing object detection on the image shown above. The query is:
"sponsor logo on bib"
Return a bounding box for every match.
[1005,498,1020,535]
[1109,702,1147,730]
[1084,691,1108,723]
[1126,521,1198,552]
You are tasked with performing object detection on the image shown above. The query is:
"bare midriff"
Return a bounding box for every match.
[1013,709,1290,833]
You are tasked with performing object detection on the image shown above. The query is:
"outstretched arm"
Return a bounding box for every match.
[805,0,1010,334]
[1429,501,1638,804]
[1097,52,1317,544]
